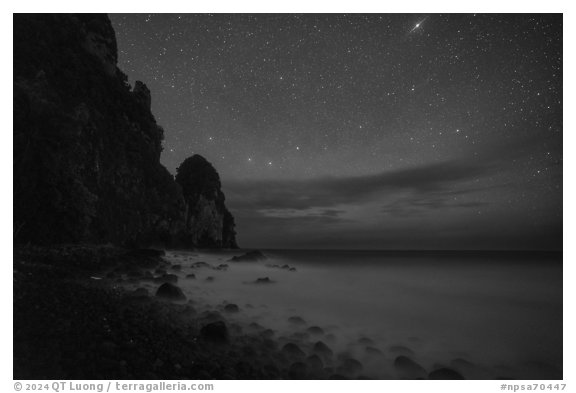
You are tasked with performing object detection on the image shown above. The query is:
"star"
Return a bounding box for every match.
[109,13,562,250]
[409,16,429,33]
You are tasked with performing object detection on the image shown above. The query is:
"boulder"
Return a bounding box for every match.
[306,354,324,372]
[288,316,306,325]
[281,343,306,358]
[254,277,274,284]
[200,321,229,344]
[429,368,465,380]
[155,283,186,301]
[129,287,149,298]
[307,326,324,335]
[224,304,239,313]
[313,341,333,360]
[394,356,427,379]
[192,261,211,268]
[358,337,374,345]
[340,358,363,376]
[288,362,307,379]
[229,250,267,262]
[185,273,196,279]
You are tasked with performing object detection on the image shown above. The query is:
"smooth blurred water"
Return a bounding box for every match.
[160,249,562,379]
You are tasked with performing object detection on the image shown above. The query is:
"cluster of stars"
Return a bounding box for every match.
[110,14,562,244]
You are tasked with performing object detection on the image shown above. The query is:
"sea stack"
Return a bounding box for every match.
[175,155,238,248]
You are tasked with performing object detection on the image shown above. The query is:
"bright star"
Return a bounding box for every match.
[410,16,429,33]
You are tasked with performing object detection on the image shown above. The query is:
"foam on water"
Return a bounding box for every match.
[155,249,562,379]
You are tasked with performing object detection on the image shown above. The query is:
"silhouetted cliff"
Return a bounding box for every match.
[176,155,238,249]
[13,14,237,248]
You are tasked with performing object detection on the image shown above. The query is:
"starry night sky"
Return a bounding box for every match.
[110,14,562,250]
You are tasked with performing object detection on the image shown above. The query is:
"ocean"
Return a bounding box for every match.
[158,249,562,379]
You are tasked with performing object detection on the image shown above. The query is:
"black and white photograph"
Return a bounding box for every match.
[10,5,568,386]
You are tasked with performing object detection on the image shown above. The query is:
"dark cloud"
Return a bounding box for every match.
[225,159,495,212]
[223,158,561,250]
[379,189,489,218]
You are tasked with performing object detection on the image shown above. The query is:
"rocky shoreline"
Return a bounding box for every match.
[14,245,472,380]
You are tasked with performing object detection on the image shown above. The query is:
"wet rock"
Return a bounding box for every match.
[248,322,263,331]
[200,321,229,344]
[281,343,306,358]
[205,276,215,282]
[192,261,211,268]
[254,277,274,284]
[155,283,186,301]
[313,341,333,360]
[261,329,275,339]
[154,268,167,275]
[429,368,465,380]
[185,273,196,279]
[289,267,297,272]
[288,362,307,379]
[262,363,280,378]
[325,333,337,343]
[307,326,324,335]
[394,356,427,379]
[306,354,324,372]
[171,264,182,271]
[281,264,290,269]
[229,250,267,262]
[288,316,306,325]
[358,337,373,345]
[224,304,239,313]
[341,358,363,376]
[229,323,243,335]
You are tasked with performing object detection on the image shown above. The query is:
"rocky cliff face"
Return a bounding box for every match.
[13,14,237,248]
[175,155,238,249]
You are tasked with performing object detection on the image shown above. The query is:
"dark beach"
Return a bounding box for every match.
[14,246,562,380]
